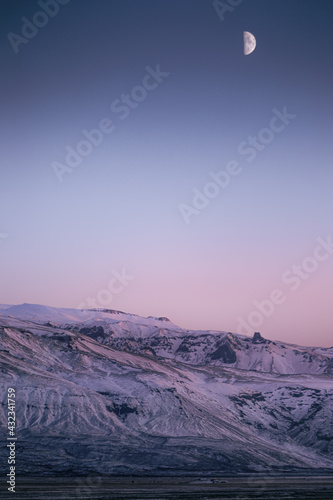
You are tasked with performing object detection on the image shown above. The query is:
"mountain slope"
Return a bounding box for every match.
[0,304,332,475]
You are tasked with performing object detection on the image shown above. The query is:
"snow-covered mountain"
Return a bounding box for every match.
[0,303,332,476]
[2,303,332,375]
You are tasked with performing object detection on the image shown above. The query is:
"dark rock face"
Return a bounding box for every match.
[175,336,199,354]
[52,335,73,343]
[210,340,237,363]
[175,342,190,353]
[148,316,171,322]
[252,332,266,344]
[79,326,106,340]
[111,403,138,418]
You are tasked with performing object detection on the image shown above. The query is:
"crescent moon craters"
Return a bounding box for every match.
[243,31,256,55]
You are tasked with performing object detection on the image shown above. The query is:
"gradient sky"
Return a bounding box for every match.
[1,0,333,346]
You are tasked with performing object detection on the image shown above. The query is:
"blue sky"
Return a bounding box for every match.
[1,0,333,346]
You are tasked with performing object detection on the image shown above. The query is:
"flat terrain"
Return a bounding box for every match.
[1,476,333,500]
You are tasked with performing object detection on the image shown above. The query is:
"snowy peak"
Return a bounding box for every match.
[0,303,179,331]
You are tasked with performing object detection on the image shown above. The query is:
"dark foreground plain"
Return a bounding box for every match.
[1,476,333,500]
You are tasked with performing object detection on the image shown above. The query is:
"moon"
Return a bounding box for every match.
[243,31,256,55]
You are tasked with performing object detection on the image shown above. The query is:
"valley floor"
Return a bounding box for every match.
[1,475,333,500]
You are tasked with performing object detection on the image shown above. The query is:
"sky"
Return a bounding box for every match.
[0,0,333,347]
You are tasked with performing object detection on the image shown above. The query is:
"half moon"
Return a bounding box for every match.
[243,31,256,55]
